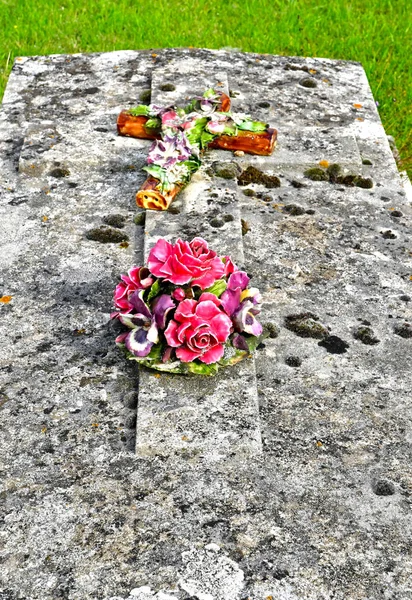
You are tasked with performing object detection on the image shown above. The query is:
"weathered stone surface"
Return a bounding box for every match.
[1,49,411,600]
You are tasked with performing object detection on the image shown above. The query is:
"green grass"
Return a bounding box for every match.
[1,0,411,175]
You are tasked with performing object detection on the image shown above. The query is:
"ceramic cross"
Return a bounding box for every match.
[117,90,277,210]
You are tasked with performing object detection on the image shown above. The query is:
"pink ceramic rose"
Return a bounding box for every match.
[148,237,225,289]
[164,293,232,364]
[113,266,154,314]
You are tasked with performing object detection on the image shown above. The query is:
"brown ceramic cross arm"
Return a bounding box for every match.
[117,93,231,140]
[117,93,276,155]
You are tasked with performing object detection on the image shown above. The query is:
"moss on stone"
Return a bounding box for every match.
[356,177,373,189]
[134,212,146,226]
[299,77,317,88]
[337,174,357,186]
[265,322,280,338]
[326,163,342,183]
[212,162,241,180]
[238,166,280,188]
[353,326,380,345]
[160,83,176,92]
[103,214,126,229]
[241,219,250,236]
[362,158,373,165]
[210,217,224,228]
[394,322,412,338]
[285,355,302,367]
[222,214,234,222]
[85,226,129,244]
[139,89,151,104]
[243,188,256,197]
[304,167,329,182]
[49,167,70,178]
[284,312,328,339]
[283,204,305,216]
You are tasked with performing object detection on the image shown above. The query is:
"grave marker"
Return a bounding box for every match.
[0,49,411,600]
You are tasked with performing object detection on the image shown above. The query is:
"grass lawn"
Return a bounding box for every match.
[1,0,411,175]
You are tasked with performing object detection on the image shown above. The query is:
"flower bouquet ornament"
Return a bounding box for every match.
[117,89,277,210]
[111,237,267,375]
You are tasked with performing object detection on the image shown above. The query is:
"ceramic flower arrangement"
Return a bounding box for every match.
[117,89,276,210]
[111,237,266,375]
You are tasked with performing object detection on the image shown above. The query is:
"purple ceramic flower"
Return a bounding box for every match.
[147,132,192,169]
[117,291,175,357]
[221,271,262,336]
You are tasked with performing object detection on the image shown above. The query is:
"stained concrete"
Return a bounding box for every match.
[0,49,411,600]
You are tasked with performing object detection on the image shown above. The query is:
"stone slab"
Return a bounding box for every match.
[0,49,411,600]
[137,65,261,458]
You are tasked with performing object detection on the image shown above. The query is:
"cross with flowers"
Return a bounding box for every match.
[117,89,277,210]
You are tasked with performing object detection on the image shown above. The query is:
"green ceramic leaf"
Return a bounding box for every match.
[129,105,150,116]
[201,131,216,148]
[186,117,208,146]
[182,158,201,173]
[237,120,268,132]
[146,279,161,303]
[143,164,163,179]
[204,279,227,297]
[145,117,161,130]
[187,361,219,376]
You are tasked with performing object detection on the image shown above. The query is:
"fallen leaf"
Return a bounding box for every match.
[353,103,363,109]
[309,69,317,74]
[356,117,364,122]
[42,215,48,222]
[0,296,12,304]
[316,440,323,447]
[319,160,329,168]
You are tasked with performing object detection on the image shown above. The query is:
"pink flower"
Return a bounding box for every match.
[148,237,225,289]
[164,293,232,364]
[172,288,186,301]
[112,267,154,314]
[207,121,226,134]
[221,255,237,277]
[161,110,179,125]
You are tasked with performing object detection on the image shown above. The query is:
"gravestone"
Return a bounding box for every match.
[1,49,411,600]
